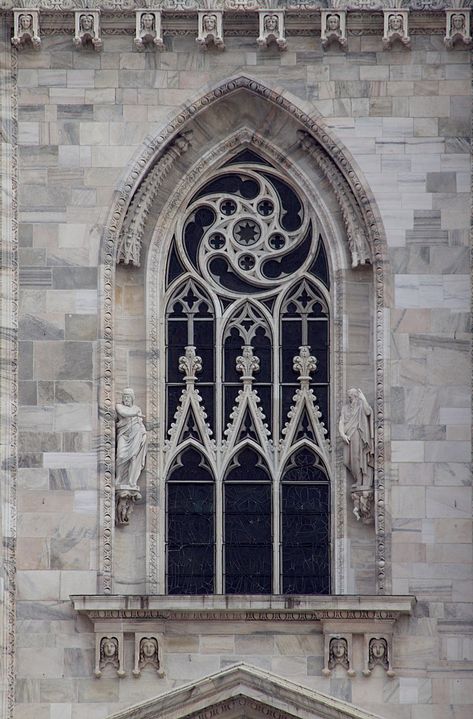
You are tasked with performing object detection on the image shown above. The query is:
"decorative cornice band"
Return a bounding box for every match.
[71,594,416,622]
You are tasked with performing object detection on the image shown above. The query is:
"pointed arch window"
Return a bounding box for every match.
[163,153,331,595]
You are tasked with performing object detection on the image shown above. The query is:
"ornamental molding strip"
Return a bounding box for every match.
[298,131,372,269]
[71,594,415,622]
[1,2,471,11]
[117,130,193,267]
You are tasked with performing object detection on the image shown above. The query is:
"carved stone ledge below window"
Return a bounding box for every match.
[71,594,415,624]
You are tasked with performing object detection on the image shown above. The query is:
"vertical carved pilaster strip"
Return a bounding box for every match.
[0,18,18,718]
[334,269,346,594]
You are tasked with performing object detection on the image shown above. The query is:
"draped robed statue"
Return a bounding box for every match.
[115,388,147,490]
[338,387,374,489]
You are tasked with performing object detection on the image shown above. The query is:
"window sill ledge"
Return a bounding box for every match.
[71,593,415,623]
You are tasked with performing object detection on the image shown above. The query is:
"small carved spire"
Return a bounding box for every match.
[178,346,202,387]
[236,345,260,386]
[293,345,317,388]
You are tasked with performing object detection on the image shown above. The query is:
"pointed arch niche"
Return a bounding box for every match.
[102,76,391,599]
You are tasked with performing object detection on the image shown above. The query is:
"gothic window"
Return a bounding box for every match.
[164,154,331,595]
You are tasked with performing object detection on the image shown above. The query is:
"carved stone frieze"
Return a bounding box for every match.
[134,10,164,49]
[12,9,41,49]
[196,10,225,49]
[72,593,416,622]
[1,1,467,10]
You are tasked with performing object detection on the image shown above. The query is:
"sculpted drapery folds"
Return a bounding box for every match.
[115,388,147,490]
[339,388,374,489]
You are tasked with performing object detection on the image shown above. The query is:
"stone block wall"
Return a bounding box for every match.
[0,11,470,719]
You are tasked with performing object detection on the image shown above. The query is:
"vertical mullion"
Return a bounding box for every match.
[215,308,223,593]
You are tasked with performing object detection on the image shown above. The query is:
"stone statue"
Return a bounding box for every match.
[115,388,147,490]
[328,637,349,671]
[196,11,224,49]
[383,10,410,49]
[321,11,347,49]
[135,10,164,50]
[12,10,41,50]
[95,635,125,678]
[444,10,471,48]
[73,10,102,51]
[257,10,287,50]
[133,636,164,676]
[363,636,395,676]
[339,388,374,488]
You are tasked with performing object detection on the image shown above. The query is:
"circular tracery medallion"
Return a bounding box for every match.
[178,164,318,298]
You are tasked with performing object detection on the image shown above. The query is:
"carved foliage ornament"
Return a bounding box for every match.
[135,10,164,50]
[117,131,193,267]
[12,10,41,50]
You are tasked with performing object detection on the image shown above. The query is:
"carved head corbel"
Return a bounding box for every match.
[12,9,41,50]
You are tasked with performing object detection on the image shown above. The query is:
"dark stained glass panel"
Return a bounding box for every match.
[281,449,330,595]
[167,482,214,595]
[224,483,272,594]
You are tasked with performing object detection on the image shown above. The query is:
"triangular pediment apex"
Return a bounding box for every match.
[104,663,386,719]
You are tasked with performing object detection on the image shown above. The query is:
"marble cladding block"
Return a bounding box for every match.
[4,24,471,719]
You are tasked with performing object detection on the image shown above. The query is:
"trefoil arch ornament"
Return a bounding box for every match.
[98,75,389,597]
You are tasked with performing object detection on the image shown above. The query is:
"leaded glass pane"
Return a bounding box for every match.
[167,483,214,595]
[224,483,272,594]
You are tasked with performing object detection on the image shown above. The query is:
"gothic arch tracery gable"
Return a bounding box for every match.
[99,75,391,597]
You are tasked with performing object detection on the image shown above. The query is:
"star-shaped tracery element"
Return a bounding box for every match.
[233,219,261,246]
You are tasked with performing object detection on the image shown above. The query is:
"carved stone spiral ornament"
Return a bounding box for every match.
[176,164,317,299]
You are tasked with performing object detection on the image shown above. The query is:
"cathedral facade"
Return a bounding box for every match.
[0,3,471,718]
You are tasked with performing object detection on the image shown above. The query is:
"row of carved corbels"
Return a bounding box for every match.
[322,623,395,677]
[11,8,472,51]
[95,628,393,679]
[95,632,164,678]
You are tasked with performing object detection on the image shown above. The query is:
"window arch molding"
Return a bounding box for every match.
[99,77,391,598]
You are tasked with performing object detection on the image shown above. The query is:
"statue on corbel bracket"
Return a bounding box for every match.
[73,10,103,52]
[196,11,225,50]
[257,10,287,50]
[94,634,126,678]
[12,10,41,50]
[339,388,374,524]
[444,9,472,48]
[134,10,165,50]
[115,388,147,526]
[322,635,356,677]
[383,9,410,49]
[133,634,165,677]
[363,635,395,677]
[321,11,347,49]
